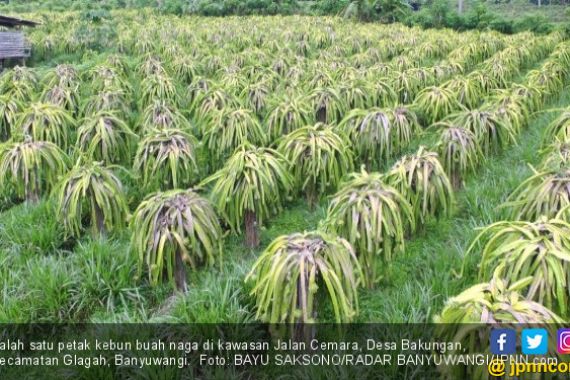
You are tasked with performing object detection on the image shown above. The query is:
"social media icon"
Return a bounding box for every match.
[557,328,570,354]
[490,329,516,354]
[522,328,548,355]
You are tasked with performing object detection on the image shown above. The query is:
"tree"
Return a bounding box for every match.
[343,0,410,22]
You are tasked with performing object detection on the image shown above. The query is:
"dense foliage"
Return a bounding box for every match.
[247,231,362,323]
[0,9,570,334]
[2,0,565,35]
[131,189,222,291]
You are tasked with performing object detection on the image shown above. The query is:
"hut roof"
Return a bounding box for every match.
[0,15,39,28]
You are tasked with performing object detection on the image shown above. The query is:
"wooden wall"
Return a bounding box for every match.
[0,32,30,59]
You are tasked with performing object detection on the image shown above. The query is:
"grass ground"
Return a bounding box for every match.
[486,0,569,23]
[1,74,568,324]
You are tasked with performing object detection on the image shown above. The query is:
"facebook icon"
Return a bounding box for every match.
[490,329,517,354]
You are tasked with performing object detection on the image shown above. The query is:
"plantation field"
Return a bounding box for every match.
[1,10,570,328]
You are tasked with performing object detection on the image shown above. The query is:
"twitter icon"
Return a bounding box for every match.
[522,328,548,355]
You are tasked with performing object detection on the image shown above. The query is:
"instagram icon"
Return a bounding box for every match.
[557,329,570,354]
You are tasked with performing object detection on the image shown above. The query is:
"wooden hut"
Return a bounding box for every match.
[0,14,39,67]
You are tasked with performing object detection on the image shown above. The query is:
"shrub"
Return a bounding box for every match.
[53,161,128,238]
[131,189,222,291]
[448,109,517,155]
[504,168,570,221]
[471,219,570,316]
[435,277,562,378]
[322,170,414,287]
[246,231,362,323]
[513,14,554,35]
[278,123,354,209]
[265,96,313,142]
[0,139,68,203]
[434,124,484,188]
[76,112,137,165]
[337,107,418,168]
[17,103,75,149]
[134,128,199,191]
[203,109,267,168]
[387,146,454,224]
[202,144,293,248]
[414,86,460,125]
[0,96,21,141]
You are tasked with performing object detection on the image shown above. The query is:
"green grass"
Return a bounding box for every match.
[1,95,565,323]
[486,0,569,24]
[0,31,569,324]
